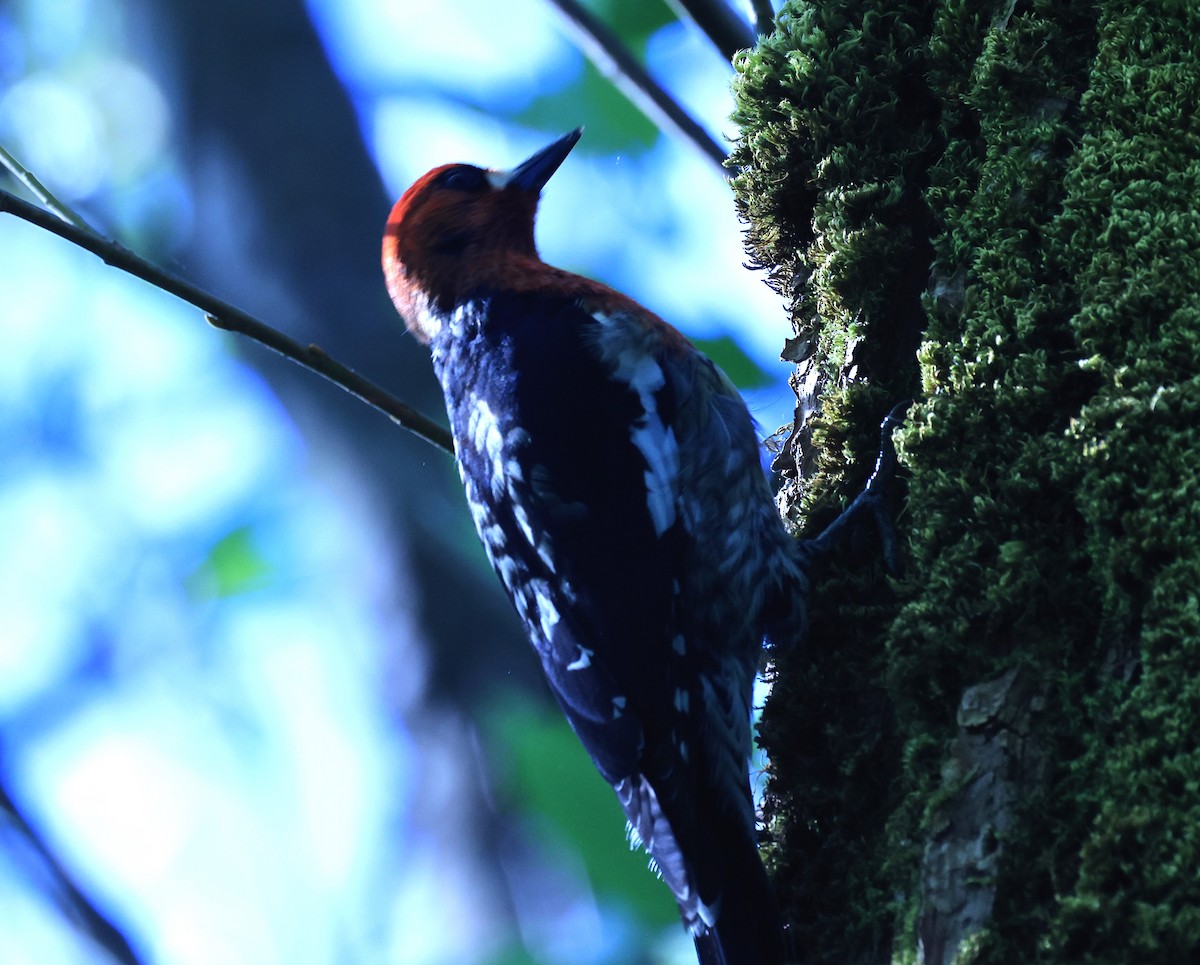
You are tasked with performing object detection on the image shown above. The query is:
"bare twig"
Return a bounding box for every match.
[0,144,94,232]
[544,0,730,173]
[0,187,455,454]
[0,777,144,965]
[750,0,776,36]
[665,0,756,61]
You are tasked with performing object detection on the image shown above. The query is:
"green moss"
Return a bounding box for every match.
[730,0,935,522]
[733,0,1200,961]
[732,2,941,959]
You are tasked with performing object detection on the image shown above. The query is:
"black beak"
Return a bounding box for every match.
[506,128,583,193]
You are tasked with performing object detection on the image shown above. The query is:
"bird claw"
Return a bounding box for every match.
[808,401,909,574]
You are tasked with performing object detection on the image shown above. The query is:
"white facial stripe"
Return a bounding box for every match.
[408,289,441,340]
[486,169,509,190]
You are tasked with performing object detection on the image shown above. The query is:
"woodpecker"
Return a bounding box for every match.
[383,129,893,965]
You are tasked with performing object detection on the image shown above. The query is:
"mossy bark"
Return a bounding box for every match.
[730,2,1200,962]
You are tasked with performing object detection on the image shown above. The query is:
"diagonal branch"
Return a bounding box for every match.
[0,143,92,231]
[1,776,144,965]
[665,0,756,62]
[0,187,455,455]
[749,0,776,35]
[544,0,730,172]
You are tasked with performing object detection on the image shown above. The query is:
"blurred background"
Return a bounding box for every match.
[0,0,790,961]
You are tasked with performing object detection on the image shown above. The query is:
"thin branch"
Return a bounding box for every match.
[749,0,776,35]
[0,145,94,232]
[665,0,756,62]
[0,777,144,965]
[545,0,730,173]
[0,187,455,454]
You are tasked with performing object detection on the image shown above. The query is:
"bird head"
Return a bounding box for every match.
[383,128,583,342]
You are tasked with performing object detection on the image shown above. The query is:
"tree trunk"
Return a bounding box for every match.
[730,2,1200,962]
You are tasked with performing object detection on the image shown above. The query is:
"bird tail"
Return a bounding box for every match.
[691,826,790,965]
[621,771,790,964]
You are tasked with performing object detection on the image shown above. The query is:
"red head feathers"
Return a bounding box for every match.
[382,129,582,342]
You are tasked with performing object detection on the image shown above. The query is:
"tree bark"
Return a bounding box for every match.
[731,2,1200,962]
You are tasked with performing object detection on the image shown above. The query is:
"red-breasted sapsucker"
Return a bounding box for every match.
[383,129,875,965]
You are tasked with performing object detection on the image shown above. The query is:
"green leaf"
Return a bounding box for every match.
[693,334,774,390]
[516,60,658,154]
[190,525,272,598]
[583,0,676,49]
[485,695,677,927]
[516,0,677,154]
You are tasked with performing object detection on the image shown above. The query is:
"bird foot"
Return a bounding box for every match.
[807,402,908,574]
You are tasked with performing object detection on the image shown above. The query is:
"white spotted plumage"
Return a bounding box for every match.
[384,129,809,964]
[591,309,681,537]
[567,645,593,671]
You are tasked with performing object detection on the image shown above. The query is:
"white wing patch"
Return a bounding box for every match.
[636,420,679,538]
[592,312,680,536]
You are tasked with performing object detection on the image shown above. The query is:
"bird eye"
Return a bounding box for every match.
[439,167,488,193]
